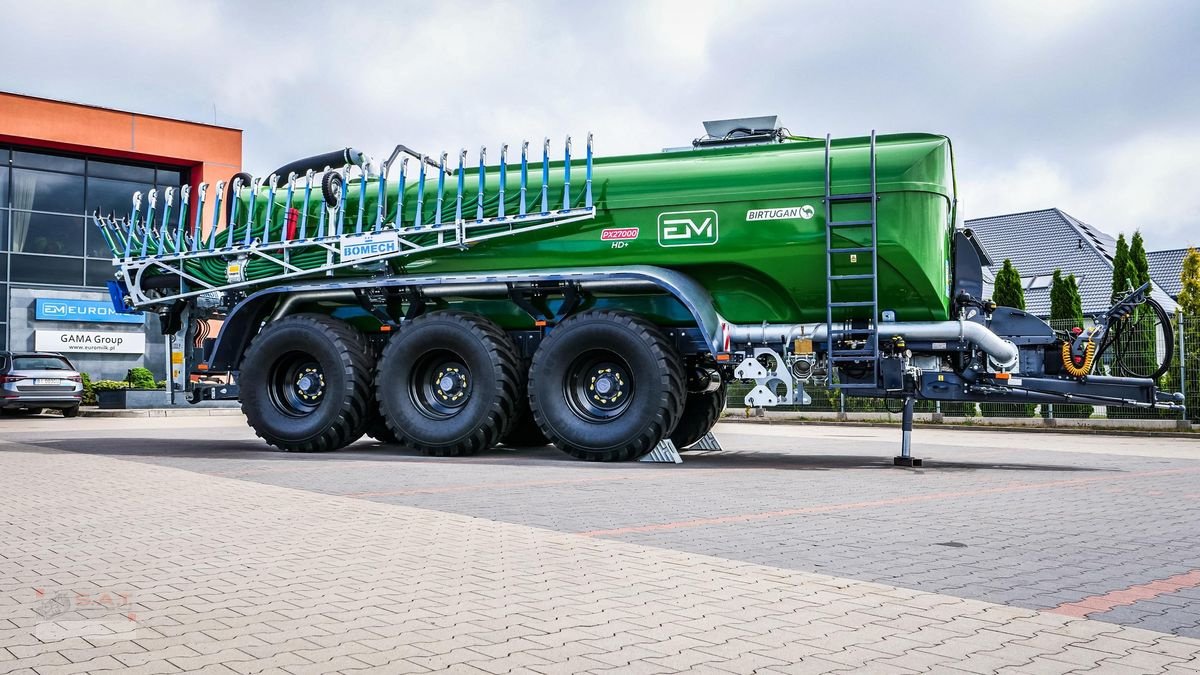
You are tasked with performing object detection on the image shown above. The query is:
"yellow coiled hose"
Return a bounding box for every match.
[1061,338,1096,377]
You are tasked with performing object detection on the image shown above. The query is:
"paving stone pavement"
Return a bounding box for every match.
[2,422,1200,673]
[15,416,1200,639]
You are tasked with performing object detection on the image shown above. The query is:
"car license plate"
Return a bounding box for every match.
[34,378,60,385]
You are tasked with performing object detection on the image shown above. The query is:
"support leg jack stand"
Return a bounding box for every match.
[894,396,923,467]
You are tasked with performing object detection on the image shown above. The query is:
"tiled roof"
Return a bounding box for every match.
[1146,248,1191,299]
[965,208,1177,317]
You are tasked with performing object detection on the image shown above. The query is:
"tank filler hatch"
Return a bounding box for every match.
[692,115,783,149]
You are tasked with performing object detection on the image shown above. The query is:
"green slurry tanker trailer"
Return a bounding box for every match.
[93,118,1180,463]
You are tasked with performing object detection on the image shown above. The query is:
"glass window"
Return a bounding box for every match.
[0,164,8,209]
[88,159,156,183]
[10,254,83,285]
[13,150,85,174]
[13,355,74,370]
[86,258,116,287]
[157,168,183,186]
[0,210,7,252]
[9,212,84,256]
[10,168,85,214]
[86,223,120,258]
[87,176,154,219]
[0,281,7,315]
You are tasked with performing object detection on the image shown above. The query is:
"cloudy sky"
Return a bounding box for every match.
[2,0,1196,249]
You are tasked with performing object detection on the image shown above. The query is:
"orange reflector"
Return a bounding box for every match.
[380,325,392,332]
[534,320,548,327]
[196,363,209,371]
[715,353,731,362]
[994,372,1010,380]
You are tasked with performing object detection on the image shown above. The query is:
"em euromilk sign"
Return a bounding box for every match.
[35,298,144,324]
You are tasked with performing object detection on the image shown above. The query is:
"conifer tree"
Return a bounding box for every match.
[1049,269,1074,326]
[993,259,1025,310]
[1180,249,1200,422]
[1111,234,1130,303]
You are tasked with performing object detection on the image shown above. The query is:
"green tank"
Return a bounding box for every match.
[189,132,955,325]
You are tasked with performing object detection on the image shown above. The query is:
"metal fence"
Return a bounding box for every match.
[728,313,1200,423]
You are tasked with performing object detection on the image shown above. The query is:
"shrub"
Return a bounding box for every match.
[1049,404,1094,419]
[80,372,97,405]
[125,367,156,389]
[980,403,1036,418]
[91,379,131,391]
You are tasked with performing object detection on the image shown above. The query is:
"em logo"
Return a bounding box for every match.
[657,210,718,247]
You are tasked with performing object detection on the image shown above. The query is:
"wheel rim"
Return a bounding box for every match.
[564,349,634,422]
[268,352,327,417]
[410,349,472,419]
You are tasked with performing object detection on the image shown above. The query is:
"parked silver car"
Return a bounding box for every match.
[0,352,83,417]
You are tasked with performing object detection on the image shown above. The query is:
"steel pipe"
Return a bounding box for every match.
[726,320,1021,370]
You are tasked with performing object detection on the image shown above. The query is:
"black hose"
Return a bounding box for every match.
[224,171,253,226]
[1095,296,1174,380]
[269,148,364,184]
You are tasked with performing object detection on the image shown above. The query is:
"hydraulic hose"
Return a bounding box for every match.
[1095,296,1174,380]
[269,148,365,184]
[223,172,252,227]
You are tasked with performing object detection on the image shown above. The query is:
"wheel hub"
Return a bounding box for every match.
[433,366,469,406]
[588,367,627,408]
[268,354,328,418]
[410,350,474,420]
[566,352,635,422]
[294,368,326,403]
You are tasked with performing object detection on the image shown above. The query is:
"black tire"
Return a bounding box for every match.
[375,311,520,456]
[239,313,372,452]
[502,402,550,447]
[62,405,81,418]
[529,310,685,462]
[500,359,549,448]
[670,384,726,449]
[321,172,343,209]
[363,406,399,444]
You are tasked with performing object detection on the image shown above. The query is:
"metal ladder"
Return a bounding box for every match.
[823,131,880,389]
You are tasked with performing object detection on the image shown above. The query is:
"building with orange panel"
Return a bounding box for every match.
[0,91,242,382]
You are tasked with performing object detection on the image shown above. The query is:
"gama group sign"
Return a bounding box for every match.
[34,330,146,354]
[35,298,143,324]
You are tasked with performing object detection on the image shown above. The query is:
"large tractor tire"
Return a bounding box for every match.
[501,359,550,448]
[240,313,372,452]
[363,407,399,444]
[529,310,685,462]
[363,342,399,444]
[502,403,550,448]
[375,311,520,456]
[670,383,727,449]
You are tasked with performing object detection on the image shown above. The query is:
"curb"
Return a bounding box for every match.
[80,408,243,418]
[719,415,1199,439]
